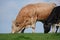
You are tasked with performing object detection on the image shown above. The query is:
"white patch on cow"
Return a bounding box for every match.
[56,23,60,26]
[51,24,56,33]
[51,23,60,33]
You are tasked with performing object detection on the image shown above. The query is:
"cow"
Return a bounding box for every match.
[44,6,60,33]
[11,3,56,33]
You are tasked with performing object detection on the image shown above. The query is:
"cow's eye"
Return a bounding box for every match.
[16,24,19,27]
[26,20,28,22]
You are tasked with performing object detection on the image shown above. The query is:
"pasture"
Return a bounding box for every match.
[0,33,60,40]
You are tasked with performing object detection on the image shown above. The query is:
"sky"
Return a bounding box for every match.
[0,0,60,33]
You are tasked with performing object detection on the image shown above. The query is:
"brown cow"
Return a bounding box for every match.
[11,3,56,33]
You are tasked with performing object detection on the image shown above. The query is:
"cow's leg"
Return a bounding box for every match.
[55,26,59,33]
[21,28,25,33]
[51,24,56,33]
[30,17,37,33]
[31,23,36,33]
[55,23,60,33]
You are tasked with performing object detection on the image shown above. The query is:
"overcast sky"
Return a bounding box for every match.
[0,0,60,33]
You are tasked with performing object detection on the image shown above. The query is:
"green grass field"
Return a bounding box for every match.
[0,33,60,40]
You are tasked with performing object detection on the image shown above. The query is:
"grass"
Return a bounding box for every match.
[0,33,60,40]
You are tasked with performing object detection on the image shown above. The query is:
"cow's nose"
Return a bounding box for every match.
[11,30,15,33]
[11,32,14,33]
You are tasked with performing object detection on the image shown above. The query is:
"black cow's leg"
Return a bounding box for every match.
[55,26,59,33]
[21,28,25,33]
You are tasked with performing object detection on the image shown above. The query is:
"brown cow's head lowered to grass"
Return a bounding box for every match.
[12,18,35,33]
[12,20,21,33]
[11,3,56,33]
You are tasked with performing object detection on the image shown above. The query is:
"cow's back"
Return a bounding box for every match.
[15,3,56,25]
[35,3,56,20]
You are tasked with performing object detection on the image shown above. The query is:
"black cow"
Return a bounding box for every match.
[44,6,60,33]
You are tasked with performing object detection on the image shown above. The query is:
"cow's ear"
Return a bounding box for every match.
[12,20,16,27]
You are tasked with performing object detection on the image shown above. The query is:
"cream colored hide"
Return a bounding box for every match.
[11,3,56,33]
[51,23,60,33]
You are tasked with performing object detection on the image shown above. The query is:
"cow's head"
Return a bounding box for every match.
[43,23,51,33]
[11,20,24,33]
[11,19,30,33]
